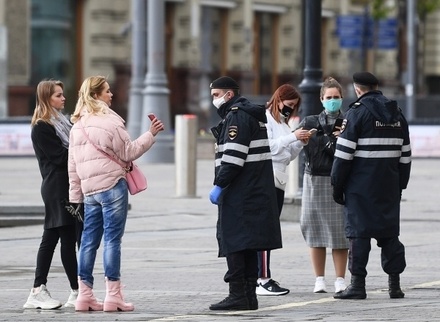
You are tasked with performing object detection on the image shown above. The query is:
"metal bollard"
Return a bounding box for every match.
[175,114,198,197]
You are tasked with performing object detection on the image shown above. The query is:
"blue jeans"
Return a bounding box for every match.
[78,179,129,288]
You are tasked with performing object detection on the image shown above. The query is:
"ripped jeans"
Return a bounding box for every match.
[78,179,129,287]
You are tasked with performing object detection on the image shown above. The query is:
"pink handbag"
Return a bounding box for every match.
[79,121,147,195]
[125,162,147,195]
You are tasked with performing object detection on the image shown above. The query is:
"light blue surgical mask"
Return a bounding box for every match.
[322,98,342,113]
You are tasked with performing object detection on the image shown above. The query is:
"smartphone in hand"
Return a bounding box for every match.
[148,113,156,121]
[308,128,318,135]
[332,118,343,132]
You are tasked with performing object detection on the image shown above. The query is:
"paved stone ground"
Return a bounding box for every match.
[0,155,439,321]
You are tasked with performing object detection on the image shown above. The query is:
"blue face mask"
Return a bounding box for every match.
[322,98,342,113]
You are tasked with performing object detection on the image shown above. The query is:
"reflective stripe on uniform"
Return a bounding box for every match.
[336,136,408,160]
[337,137,357,150]
[249,138,270,148]
[246,152,272,162]
[334,149,354,160]
[222,142,249,154]
[215,151,272,167]
[354,150,402,158]
[219,139,270,153]
[358,137,404,146]
[221,154,245,167]
[401,144,411,152]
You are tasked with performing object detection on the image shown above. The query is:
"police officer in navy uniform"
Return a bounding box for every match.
[331,72,411,300]
[208,76,282,310]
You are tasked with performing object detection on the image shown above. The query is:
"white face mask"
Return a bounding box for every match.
[212,91,229,109]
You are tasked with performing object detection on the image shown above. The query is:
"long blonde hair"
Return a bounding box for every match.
[31,80,64,126]
[71,75,109,123]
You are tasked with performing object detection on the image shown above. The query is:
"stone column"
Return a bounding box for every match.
[127,0,146,138]
[406,0,416,121]
[0,26,7,118]
[141,0,174,163]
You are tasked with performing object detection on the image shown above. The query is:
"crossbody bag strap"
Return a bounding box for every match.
[78,119,131,172]
[317,113,332,135]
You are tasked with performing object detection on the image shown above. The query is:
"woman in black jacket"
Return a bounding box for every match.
[23,80,81,310]
[298,77,349,295]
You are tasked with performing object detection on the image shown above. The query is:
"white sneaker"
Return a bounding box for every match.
[334,277,347,293]
[23,284,62,309]
[63,289,78,308]
[256,279,290,296]
[313,276,327,293]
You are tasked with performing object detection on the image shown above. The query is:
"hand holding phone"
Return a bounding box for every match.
[308,128,318,136]
[332,119,344,138]
[148,114,165,136]
[332,118,343,132]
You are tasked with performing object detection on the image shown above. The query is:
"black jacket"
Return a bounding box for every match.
[299,110,344,176]
[331,91,411,238]
[31,121,76,229]
[211,96,282,256]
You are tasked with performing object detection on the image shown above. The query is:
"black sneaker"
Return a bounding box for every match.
[256,279,290,296]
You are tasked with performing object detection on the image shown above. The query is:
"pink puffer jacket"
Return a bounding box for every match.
[68,108,154,203]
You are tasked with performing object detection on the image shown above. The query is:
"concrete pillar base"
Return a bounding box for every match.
[280,197,302,223]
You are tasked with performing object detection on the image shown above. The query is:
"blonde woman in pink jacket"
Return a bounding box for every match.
[68,76,164,312]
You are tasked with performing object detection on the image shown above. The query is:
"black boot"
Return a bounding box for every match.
[245,278,258,310]
[334,275,367,299]
[209,280,249,310]
[388,274,405,299]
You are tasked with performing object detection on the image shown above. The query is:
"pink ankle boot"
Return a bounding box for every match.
[75,278,103,311]
[103,278,134,312]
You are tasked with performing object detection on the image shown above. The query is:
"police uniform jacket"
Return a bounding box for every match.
[211,96,282,257]
[331,90,411,238]
[32,121,76,229]
[299,110,344,176]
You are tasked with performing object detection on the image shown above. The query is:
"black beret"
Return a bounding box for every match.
[210,76,239,90]
[352,72,379,86]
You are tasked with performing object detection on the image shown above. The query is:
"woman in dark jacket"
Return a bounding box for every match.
[23,80,81,310]
[298,77,349,295]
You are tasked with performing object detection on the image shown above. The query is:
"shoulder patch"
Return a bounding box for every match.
[340,119,347,133]
[231,106,239,112]
[352,102,362,109]
[228,125,238,140]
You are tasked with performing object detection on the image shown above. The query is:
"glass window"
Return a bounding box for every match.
[254,12,277,95]
[31,0,76,112]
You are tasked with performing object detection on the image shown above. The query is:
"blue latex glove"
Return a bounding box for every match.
[209,185,222,205]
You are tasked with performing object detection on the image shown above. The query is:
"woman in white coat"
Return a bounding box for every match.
[256,84,310,296]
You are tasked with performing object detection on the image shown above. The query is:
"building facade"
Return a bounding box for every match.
[1,0,438,128]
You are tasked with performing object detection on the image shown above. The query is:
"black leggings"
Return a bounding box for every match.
[34,225,78,290]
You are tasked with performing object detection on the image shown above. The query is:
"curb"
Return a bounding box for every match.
[0,205,44,227]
